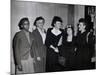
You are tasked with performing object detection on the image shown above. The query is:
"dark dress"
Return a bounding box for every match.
[75,31,91,70]
[45,28,63,72]
[60,32,76,70]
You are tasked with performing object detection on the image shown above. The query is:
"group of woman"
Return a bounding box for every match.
[12,16,95,74]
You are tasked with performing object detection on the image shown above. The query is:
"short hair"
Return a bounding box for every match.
[78,18,87,26]
[51,16,63,27]
[18,17,29,30]
[34,16,45,26]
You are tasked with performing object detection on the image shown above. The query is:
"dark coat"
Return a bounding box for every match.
[12,30,33,66]
[75,31,91,69]
[31,29,46,73]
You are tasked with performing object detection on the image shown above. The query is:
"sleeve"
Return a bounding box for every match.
[58,30,65,55]
[30,33,35,58]
[45,28,52,48]
[73,35,78,48]
[87,32,96,57]
[31,40,38,58]
[31,31,39,58]
[12,33,21,66]
[62,31,67,45]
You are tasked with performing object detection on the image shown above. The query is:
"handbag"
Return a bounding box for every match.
[57,36,66,67]
[58,56,66,67]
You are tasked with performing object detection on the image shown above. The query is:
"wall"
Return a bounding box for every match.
[11,1,69,39]
[74,5,85,36]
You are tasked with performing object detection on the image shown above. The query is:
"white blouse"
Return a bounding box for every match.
[37,27,46,44]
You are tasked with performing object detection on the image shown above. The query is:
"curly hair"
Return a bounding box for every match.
[18,17,29,30]
[51,16,63,27]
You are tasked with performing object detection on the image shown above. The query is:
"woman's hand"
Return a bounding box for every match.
[17,64,23,71]
[54,47,59,53]
[37,57,41,61]
[91,57,96,62]
[50,45,59,53]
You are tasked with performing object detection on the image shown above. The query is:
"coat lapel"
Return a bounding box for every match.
[35,29,43,44]
[22,30,30,46]
[29,32,33,45]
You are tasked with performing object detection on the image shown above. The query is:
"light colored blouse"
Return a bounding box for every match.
[37,27,46,44]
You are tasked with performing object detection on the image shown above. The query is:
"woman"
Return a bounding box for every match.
[75,18,91,70]
[12,17,34,74]
[45,16,64,72]
[31,16,47,73]
[60,25,76,70]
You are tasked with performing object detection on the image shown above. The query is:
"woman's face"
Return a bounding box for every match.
[78,22,86,31]
[36,19,44,29]
[54,21,62,29]
[23,20,30,31]
[67,28,72,35]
